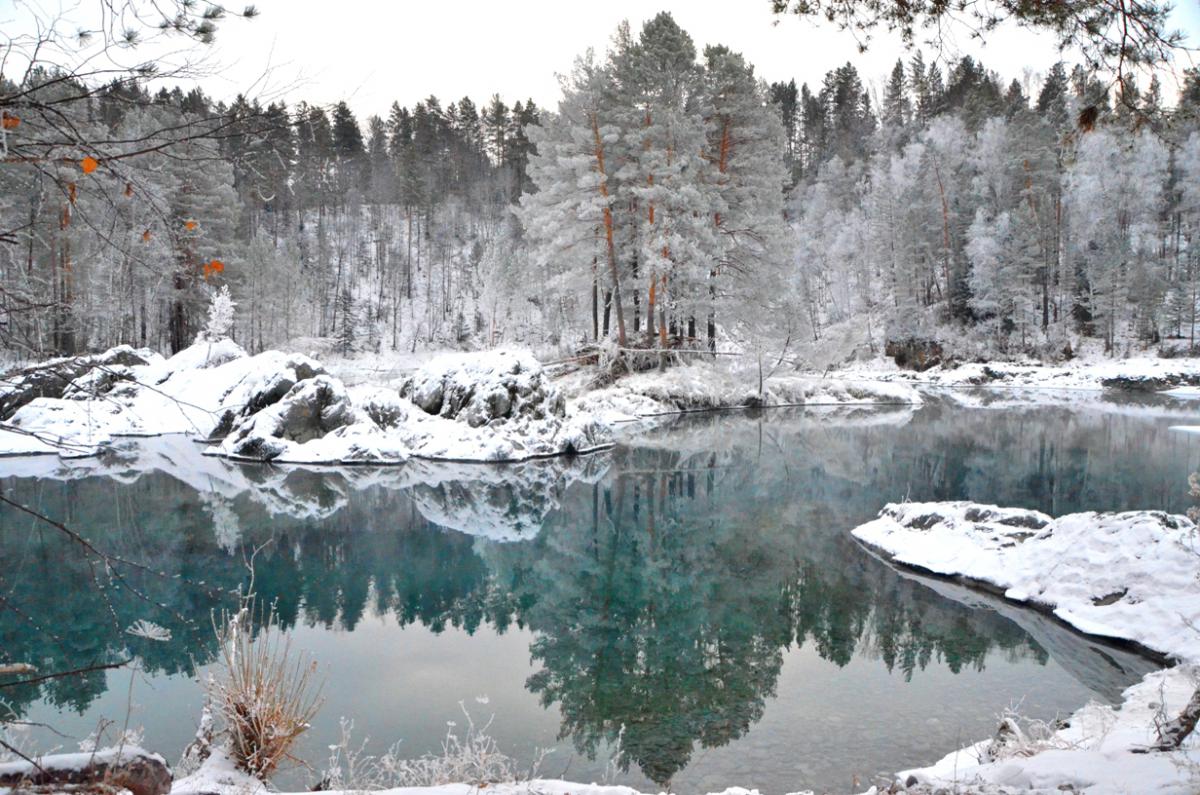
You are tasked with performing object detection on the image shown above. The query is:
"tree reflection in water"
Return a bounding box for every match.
[1,401,1188,786]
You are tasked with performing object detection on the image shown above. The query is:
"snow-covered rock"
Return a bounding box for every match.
[852,501,1200,661]
[211,350,611,464]
[0,344,158,419]
[218,375,365,462]
[401,349,565,426]
[0,345,610,464]
[0,340,332,452]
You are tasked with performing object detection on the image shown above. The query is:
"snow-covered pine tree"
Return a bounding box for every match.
[201,285,237,342]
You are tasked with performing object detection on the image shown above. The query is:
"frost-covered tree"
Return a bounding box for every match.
[201,286,237,342]
[520,14,790,353]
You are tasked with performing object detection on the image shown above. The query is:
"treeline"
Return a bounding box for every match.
[4,15,1200,362]
[780,56,1200,356]
[0,70,541,356]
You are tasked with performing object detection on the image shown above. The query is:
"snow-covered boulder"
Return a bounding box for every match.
[2,345,609,463]
[211,351,611,464]
[207,353,326,439]
[401,349,565,427]
[0,344,157,419]
[219,375,363,461]
[0,342,334,456]
[852,501,1200,661]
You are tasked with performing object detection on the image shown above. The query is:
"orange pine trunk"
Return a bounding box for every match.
[591,113,627,346]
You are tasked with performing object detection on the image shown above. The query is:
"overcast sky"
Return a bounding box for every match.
[7,0,1200,118]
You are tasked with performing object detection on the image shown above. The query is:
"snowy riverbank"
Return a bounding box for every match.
[850,501,1200,793]
[0,342,921,463]
[827,354,1200,393]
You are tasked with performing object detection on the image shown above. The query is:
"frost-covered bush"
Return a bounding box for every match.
[320,706,539,790]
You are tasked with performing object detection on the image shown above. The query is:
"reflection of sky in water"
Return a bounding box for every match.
[5,398,1198,795]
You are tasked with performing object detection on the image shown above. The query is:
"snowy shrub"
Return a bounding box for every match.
[319,704,540,790]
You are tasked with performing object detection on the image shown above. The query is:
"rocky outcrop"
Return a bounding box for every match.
[884,337,943,371]
[401,349,565,427]
[0,346,154,420]
[220,376,356,461]
[208,356,326,440]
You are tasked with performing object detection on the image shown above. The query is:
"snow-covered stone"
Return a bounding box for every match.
[0,345,610,464]
[401,349,565,427]
[0,344,158,419]
[218,375,362,461]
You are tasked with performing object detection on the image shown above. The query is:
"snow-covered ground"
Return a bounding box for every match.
[829,355,1200,392]
[850,501,1200,793]
[173,748,762,795]
[0,342,922,463]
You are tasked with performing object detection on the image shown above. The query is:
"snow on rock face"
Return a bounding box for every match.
[852,501,1200,662]
[401,349,565,427]
[210,351,611,464]
[219,375,360,461]
[0,341,332,454]
[0,344,158,419]
[0,344,609,463]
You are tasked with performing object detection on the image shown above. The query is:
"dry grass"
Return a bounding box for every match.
[320,705,541,790]
[207,605,323,779]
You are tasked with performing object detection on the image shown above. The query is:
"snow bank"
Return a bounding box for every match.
[851,501,1200,794]
[834,356,1200,393]
[569,363,921,426]
[852,501,1200,661]
[173,748,763,795]
[886,665,1199,795]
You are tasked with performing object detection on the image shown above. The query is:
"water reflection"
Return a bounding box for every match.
[0,399,1190,788]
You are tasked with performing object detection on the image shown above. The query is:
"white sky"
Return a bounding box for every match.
[5,0,1200,119]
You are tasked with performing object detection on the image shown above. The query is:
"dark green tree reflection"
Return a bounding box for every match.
[2,400,1183,785]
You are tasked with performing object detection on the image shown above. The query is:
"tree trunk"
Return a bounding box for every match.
[591,113,626,346]
[1154,685,1200,751]
[592,266,599,342]
[0,747,170,795]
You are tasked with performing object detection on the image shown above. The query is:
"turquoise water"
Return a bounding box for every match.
[1,397,1194,794]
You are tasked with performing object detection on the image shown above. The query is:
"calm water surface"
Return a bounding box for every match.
[2,395,1197,794]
